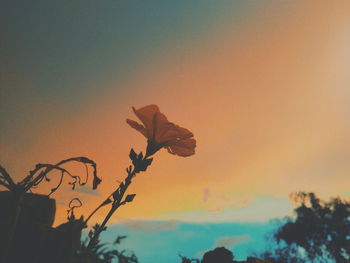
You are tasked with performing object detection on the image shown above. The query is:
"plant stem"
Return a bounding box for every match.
[84,193,113,224]
[86,171,134,251]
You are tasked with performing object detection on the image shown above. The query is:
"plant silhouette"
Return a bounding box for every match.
[0,104,196,263]
[202,247,234,263]
[74,235,138,263]
[0,157,100,263]
[84,105,196,252]
[180,247,267,263]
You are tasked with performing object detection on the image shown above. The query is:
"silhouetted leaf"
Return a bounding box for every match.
[114,235,127,245]
[93,174,102,190]
[129,148,137,161]
[125,194,136,203]
[144,158,153,166]
[112,189,120,201]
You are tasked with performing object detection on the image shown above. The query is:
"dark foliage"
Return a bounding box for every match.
[179,255,200,263]
[180,247,267,263]
[74,236,138,263]
[202,247,234,263]
[260,192,350,263]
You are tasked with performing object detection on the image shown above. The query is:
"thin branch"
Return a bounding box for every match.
[48,170,64,196]
[86,167,136,251]
[19,157,101,194]
[24,163,76,192]
[0,179,10,189]
[0,165,15,188]
[84,193,113,224]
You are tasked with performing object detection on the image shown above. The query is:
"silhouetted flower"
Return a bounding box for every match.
[126,105,196,157]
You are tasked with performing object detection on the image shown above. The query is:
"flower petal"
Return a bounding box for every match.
[165,138,196,157]
[156,122,193,143]
[132,105,161,138]
[152,112,175,142]
[126,119,148,138]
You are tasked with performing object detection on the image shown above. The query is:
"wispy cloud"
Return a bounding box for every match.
[73,185,101,196]
[215,235,249,248]
[125,220,179,232]
[161,195,293,222]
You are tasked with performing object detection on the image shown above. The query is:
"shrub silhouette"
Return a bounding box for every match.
[74,235,138,263]
[202,247,234,263]
[180,247,267,263]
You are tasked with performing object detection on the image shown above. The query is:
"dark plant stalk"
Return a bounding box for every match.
[84,193,114,224]
[85,149,152,252]
[22,157,100,194]
[86,168,135,251]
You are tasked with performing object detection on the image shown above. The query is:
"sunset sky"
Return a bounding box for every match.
[1,1,350,261]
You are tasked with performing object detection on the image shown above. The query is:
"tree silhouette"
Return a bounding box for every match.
[260,192,350,262]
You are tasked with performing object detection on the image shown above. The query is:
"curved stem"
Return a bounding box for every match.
[84,193,113,224]
[21,157,100,194]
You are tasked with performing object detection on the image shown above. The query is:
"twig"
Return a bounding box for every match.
[86,149,152,251]
[0,165,15,190]
[20,157,101,194]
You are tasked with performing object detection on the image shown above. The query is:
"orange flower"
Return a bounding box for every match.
[126,105,196,157]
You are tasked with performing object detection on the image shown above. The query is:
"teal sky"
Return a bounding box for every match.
[85,220,277,263]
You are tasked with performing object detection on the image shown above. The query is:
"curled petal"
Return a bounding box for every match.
[126,119,148,138]
[155,122,193,144]
[165,138,196,157]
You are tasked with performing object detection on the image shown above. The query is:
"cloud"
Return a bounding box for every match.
[203,188,211,203]
[215,235,249,249]
[161,195,293,222]
[73,185,101,196]
[202,188,254,215]
[125,220,179,232]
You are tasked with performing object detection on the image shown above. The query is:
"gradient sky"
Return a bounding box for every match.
[1,1,350,260]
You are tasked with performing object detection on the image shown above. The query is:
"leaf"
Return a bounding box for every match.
[114,235,127,245]
[138,158,153,172]
[129,148,137,161]
[112,189,120,201]
[144,158,153,166]
[93,174,102,189]
[125,194,136,203]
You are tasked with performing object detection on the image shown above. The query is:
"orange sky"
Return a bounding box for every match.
[2,2,350,225]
